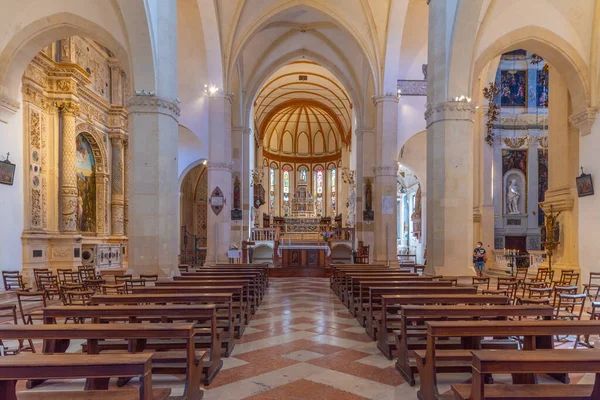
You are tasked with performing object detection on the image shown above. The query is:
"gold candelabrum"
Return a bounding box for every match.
[250,166,264,188]
[543,205,561,270]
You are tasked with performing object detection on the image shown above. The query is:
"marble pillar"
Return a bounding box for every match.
[542,69,578,270]
[205,93,233,264]
[425,101,476,276]
[57,101,79,232]
[373,95,399,265]
[110,135,125,236]
[127,95,180,277]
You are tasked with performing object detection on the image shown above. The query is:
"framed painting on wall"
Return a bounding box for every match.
[500,70,527,107]
[576,171,594,197]
[0,158,16,185]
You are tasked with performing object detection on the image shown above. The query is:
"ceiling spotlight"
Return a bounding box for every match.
[203,85,219,96]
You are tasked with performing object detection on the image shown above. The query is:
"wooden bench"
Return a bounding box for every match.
[395,305,553,386]
[376,294,510,360]
[173,276,260,311]
[418,319,600,400]
[339,272,419,306]
[197,266,269,289]
[155,279,254,323]
[355,279,450,324]
[365,286,478,340]
[329,266,404,297]
[91,293,236,357]
[43,304,222,385]
[452,349,600,400]
[0,353,170,400]
[133,286,246,338]
[178,273,263,302]
[348,275,439,313]
[0,323,204,400]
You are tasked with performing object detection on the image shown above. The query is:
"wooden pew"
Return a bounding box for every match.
[453,350,600,400]
[0,353,170,400]
[162,278,257,317]
[174,275,262,309]
[365,286,478,340]
[355,279,449,324]
[199,264,269,287]
[395,304,553,385]
[376,294,510,360]
[91,293,236,357]
[43,304,222,385]
[188,268,267,293]
[133,286,247,337]
[0,323,204,400]
[418,319,600,400]
[179,272,263,300]
[346,275,437,312]
[330,266,397,297]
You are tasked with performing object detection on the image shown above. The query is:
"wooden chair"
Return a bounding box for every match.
[77,266,96,281]
[114,274,133,284]
[58,283,84,305]
[484,278,518,303]
[584,272,600,300]
[65,290,94,306]
[178,264,189,273]
[100,283,126,295]
[37,274,61,300]
[82,278,106,293]
[140,274,159,282]
[16,291,46,353]
[0,304,29,355]
[554,292,587,348]
[32,268,50,291]
[125,279,146,294]
[2,271,26,291]
[355,242,370,264]
[57,269,80,285]
[553,269,579,288]
[471,277,490,291]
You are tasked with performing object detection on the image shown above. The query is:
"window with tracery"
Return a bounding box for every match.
[315,168,324,216]
[299,168,307,182]
[269,167,275,211]
[283,168,290,215]
[331,168,336,212]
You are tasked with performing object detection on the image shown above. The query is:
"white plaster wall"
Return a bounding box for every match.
[178,124,206,177]
[0,106,24,270]
[579,117,600,283]
[397,96,427,149]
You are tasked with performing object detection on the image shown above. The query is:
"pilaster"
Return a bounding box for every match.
[57,101,80,232]
[110,135,125,236]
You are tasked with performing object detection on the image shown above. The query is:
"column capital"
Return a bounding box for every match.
[109,134,125,147]
[372,95,399,106]
[569,107,598,136]
[127,93,180,121]
[56,101,80,116]
[373,163,399,177]
[425,101,475,127]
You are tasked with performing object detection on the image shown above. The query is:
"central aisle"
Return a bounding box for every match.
[202,277,422,400]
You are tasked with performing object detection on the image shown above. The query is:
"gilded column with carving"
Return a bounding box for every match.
[58,102,79,232]
[111,136,125,235]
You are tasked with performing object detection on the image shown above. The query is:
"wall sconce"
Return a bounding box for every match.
[204,85,220,96]
[202,159,208,165]
[453,95,472,103]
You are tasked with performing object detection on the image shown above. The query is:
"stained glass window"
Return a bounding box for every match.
[316,169,323,194]
[269,167,275,211]
[283,169,290,202]
[299,168,307,182]
[331,168,336,211]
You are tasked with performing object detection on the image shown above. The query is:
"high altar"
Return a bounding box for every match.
[274,182,332,267]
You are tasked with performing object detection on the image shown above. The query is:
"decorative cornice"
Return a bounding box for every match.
[0,95,20,114]
[425,101,476,127]
[541,186,575,212]
[569,107,598,136]
[110,135,124,147]
[373,164,399,177]
[207,161,233,172]
[127,94,180,121]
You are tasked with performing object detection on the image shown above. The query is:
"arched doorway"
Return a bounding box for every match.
[179,162,208,264]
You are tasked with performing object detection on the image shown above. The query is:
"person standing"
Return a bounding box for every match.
[473,242,486,277]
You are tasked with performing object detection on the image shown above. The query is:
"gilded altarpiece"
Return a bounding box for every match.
[20,37,128,278]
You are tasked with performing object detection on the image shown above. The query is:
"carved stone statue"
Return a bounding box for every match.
[506,179,520,214]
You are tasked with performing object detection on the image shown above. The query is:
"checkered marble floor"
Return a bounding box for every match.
[11,277,600,399]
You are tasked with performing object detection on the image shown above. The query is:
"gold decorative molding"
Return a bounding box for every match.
[56,101,80,116]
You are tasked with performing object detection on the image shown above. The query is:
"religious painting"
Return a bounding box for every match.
[307,250,317,265]
[500,70,527,107]
[502,150,527,175]
[0,157,16,186]
[536,69,549,107]
[209,186,225,215]
[233,175,241,210]
[538,149,548,226]
[576,171,594,197]
[75,134,96,232]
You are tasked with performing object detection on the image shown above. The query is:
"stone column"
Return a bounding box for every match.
[57,101,79,232]
[108,59,123,106]
[123,138,130,236]
[242,128,252,236]
[127,94,180,277]
[526,139,540,250]
[110,135,125,236]
[476,106,495,257]
[372,95,399,265]
[425,101,476,275]
[542,68,578,270]
[205,93,233,264]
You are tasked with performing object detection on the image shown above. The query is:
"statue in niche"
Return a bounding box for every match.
[506,179,520,214]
